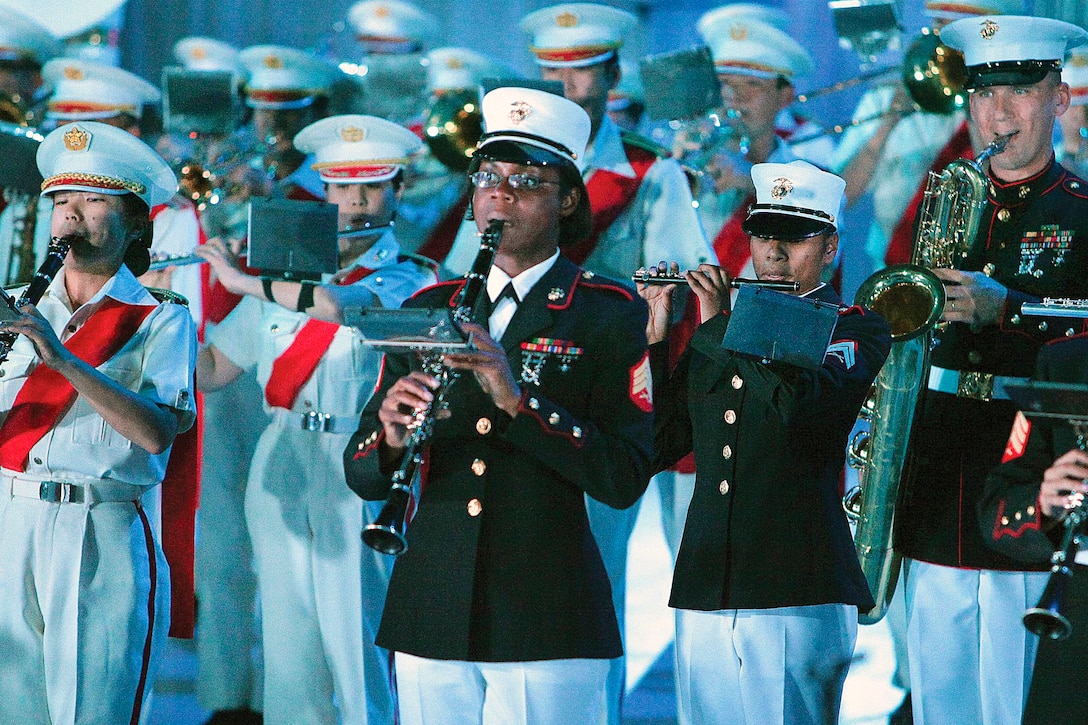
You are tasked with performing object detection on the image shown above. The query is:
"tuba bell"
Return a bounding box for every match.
[844,133,1012,624]
[421,88,483,172]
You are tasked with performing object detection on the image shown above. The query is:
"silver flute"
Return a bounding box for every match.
[631,267,800,292]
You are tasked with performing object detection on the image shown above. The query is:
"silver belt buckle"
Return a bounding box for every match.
[957,371,995,402]
[39,481,80,503]
[302,411,332,432]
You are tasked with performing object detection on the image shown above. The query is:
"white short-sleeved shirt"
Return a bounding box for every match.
[149,198,204,324]
[0,267,198,487]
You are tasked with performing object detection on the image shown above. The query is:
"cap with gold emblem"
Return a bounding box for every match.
[42,57,159,121]
[520,3,636,68]
[239,45,339,109]
[942,15,1088,89]
[37,120,178,208]
[1064,48,1088,107]
[742,160,845,240]
[0,7,61,67]
[294,114,422,184]
[347,0,440,54]
[174,36,245,75]
[425,47,512,93]
[475,86,590,168]
[698,16,812,80]
[696,3,790,32]
[923,0,1023,20]
[14,0,127,66]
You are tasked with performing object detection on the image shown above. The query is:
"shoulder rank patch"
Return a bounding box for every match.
[825,340,857,370]
[629,351,653,412]
[1001,411,1032,463]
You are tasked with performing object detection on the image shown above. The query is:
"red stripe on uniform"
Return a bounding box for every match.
[130,501,158,725]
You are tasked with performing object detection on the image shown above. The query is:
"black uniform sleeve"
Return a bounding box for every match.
[344,351,410,501]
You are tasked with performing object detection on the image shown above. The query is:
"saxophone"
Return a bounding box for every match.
[844,133,1012,624]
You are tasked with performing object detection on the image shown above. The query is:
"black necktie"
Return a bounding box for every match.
[495,282,520,306]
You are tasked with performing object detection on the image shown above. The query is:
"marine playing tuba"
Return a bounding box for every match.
[844,133,1012,624]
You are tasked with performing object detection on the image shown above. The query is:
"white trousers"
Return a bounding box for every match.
[675,604,857,725]
[195,372,267,711]
[394,653,610,725]
[0,492,169,725]
[585,493,642,725]
[903,559,1048,725]
[246,424,393,725]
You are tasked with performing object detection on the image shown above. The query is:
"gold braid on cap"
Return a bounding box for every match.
[41,172,146,195]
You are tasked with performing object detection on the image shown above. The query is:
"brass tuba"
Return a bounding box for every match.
[844,133,1012,624]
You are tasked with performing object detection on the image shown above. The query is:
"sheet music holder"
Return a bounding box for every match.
[345,307,474,354]
[162,67,240,136]
[246,198,338,281]
[0,122,44,194]
[721,285,840,370]
[639,46,720,122]
[1004,381,1088,422]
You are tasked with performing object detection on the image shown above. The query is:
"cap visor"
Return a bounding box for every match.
[741,211,832,240]
[967,64,1053,90]
[473,139,569,168]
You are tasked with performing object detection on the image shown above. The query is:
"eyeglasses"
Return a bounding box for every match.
[469,170,559,192]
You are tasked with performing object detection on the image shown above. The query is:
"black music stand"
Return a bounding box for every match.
[1005,381,1088,424]
[0,122,44,194]
[639,46,720,122]
[721,286,840,370]
[162,67,241,136]
[246,198,338,281]
[345,307,474,355]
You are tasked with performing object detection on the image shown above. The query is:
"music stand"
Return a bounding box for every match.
[0,122,44,194]
[639,46,720,122]
[721,286,840,370]
[162,67,241,136]
[345,307,474,355]
[246,198,339,281]
[1005,381,1088,426]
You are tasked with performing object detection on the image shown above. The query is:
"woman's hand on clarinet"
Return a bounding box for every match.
[0,304,74,370]
[443,323,522,418]
[686,263,732,324]
[636,261,680,345]
[1039,448,1088,518]
[378,371,440,450]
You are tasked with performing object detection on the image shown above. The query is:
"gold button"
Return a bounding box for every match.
[982,263,995,277]
[997,208,1010,222]
[467,498,482,517]
[476,417,492,435]
[528,398,540,410]
[270,323,279,332]
[1039,321,1049,332]
[724,410,737,424]
[1001,516,1010,525]
[967,351,982,365]
[471,458,486,476]
[719,480,729,495]
[1014,511,1022,520]
[1027,505,1036,516]
[1072,181,1082,190]
[548,412,560,425]
[1010,314,1021,325]
[723,445,732,459]
[572,426,583,438]
[731,375,743,389]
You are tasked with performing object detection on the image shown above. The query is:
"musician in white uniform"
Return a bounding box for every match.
[195,115,435,725]
[0,121,196,725]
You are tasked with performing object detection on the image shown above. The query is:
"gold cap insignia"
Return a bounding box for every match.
[556,11,579,28]
[509,100,532,124]
[63,65,84,81]
[980,19,999,40]
[447,57,464,69]
[191,46,208,60]
[770,177,793,200]
[729,23,748,41]
[375,5,390,17]
[340,125,366,142]
[63,126,90,152]
[263,54,284,69]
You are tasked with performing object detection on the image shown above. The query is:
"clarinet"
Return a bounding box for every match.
[362,219,505,555]
[0,235,73,365]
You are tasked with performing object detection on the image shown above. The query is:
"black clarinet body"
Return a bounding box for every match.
[0,236,73,365]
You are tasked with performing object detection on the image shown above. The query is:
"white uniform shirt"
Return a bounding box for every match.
[149,197,204,324]
[0,267,198,487]
[209,232,434,417]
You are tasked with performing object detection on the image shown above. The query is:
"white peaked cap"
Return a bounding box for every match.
[697,3,790,33]
[347,0,440,52]
[174,36,245,75]
[476,86,591,167]
[43,58,159,120]
[942,15,1088,89]
[240,45,339,109]
[698,16,813,80]
[294,114,422,184]
[743,160,845,239]
[38,121,177,208]
[520,3,637,68]
[0,6,61,66]
[426,47,512,92]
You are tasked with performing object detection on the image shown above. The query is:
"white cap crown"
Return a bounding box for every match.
[0,7,61,66]
[698,16,812,79]
[744,160,845,238]
[477,86,590,166]
[347,0,439,53]
[294,114,422,184]
[520,3,636,68]
[240,45,339,109]
[426,47,512,92]
[43,58,159,121]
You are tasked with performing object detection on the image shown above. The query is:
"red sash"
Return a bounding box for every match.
[417,190,472,265]
[711,193,756,277]
[263,268,372,410]
[0,298,155,470]
[885,121,972,266]
[564,144,657,264]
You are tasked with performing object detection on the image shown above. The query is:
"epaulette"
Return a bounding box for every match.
[146,287,190,306]
[619,130,671,159]
[398,252,440,274]
[576,269,633,301]
[1063,175,1088,199]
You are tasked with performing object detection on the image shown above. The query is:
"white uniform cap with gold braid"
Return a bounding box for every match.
[174,36,245,75]
[43,58,159,121]
[476,86,590,168]
[0,7,61,66]
[697,3,790,33]
[520,3,636,69]
[37,121,177,208]
[942,15,1088,90]
[347,0,440,54]
[294,114,422,184]
[923,0,1023,21]
[1064,48,1088,107]
[698,17,813,80]
[426,47,512,93]
[1,0,126,42]
[239,45,339,110]
[742,160,845,240]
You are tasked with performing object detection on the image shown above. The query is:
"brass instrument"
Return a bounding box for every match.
[1021,298,1088,319]
[422,89,483,172]
[844,133,1011,624]
[0,236,72,364]
[363,219,505,556]
[631,268,800,292]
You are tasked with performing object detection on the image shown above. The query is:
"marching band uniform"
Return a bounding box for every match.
[650,161,890,725]
[344,86,654,725]
[0,122,196,724]
[203,115,433,725]
[892,16,1088,725]
[979,334,1088,724]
